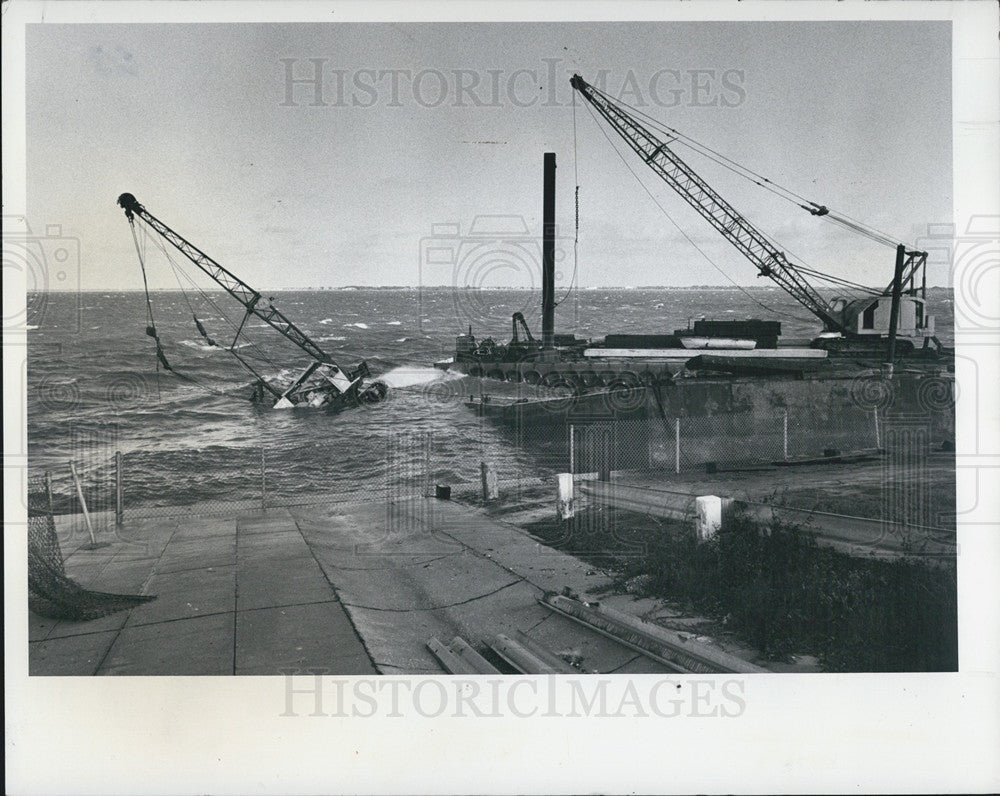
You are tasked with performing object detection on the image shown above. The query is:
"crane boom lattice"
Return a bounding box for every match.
[570,75,845,332]
[117,192,336,365]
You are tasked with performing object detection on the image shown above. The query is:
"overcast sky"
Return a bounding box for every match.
[26,21,952,290]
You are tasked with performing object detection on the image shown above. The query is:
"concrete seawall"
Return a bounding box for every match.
[473,371,954,472]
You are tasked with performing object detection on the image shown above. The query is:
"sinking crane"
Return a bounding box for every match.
[118,192,384,408]
[569,74,932,345]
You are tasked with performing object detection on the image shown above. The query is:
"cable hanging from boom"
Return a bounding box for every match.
[117,193,386,410]
[578,98,820,325]
[140,222,283,375]
[127,222,273,399]
[590,84,905,252]
[573,73,895,331]
[129,218,172,372]
[556,91,580,307]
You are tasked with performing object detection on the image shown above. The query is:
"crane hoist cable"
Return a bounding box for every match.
[600,87,904,251]
[142,225,281,373]
[793,264,882,295]
[128,225,251,398]
[556,92,580,307]
[135,223,284,398]
[580,98,819,326]
[129,218,173,373]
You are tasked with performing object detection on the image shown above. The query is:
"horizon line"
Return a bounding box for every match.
[27,284,955,293]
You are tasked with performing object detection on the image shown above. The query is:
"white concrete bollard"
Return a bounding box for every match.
[695,494,723,542]
[480,462,499,503]
[557,473,575,520]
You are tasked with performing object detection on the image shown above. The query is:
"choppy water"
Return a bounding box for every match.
[26,287,953,512]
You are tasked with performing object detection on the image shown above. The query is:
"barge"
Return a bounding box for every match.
[437,74,949,393]
[439,74,954,471]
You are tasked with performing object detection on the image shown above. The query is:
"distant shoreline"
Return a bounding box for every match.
[28,285,956,294]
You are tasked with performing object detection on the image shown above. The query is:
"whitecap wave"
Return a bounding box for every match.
[377,366,464,388]
[344,322,369,329]
[178,339,219,351]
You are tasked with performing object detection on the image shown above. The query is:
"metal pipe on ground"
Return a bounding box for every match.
[426,636,500,674]
[540,593,767,674]
[489,632,576,674]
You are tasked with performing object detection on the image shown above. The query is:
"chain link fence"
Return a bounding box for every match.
[27,399,933,524]
[541,405,884,478]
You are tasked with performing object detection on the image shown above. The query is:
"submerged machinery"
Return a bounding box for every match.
[117,192,388,410]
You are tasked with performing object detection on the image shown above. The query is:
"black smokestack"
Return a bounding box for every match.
[542,152,556,350]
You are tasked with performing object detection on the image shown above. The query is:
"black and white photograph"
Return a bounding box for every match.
[4,1,999,793]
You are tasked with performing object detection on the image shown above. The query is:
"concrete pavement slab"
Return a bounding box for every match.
[30,631,120,676]
[85,559,158,594]
[291,497,679,674]
[236,559,337,611]
[317,553,522,613]
[46,609,132,640]
[30,505,383,675]
[235,602,375,676]
[236,531,313,560]
[236,509,298,535]
[154,537,236,574]
[166,518,237,540]
[28,612,60,642]
[125,565,236,627]
[98,612,235,676]
[34,490,746,675]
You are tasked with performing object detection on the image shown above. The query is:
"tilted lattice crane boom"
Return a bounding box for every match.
[117,192,339,366]
[570,74,848,333]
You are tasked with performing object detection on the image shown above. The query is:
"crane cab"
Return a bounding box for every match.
[829,294,935,345]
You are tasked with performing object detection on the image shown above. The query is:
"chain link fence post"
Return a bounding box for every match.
[115,451,124,526]
[45,471,54,516]
[260,446,267,512]
[783,410,789,461]
[674,417,681,474]
[568,423,575,475]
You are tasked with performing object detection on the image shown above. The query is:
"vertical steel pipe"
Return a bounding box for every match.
[885,243,906,367]
[542,152,556,350]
